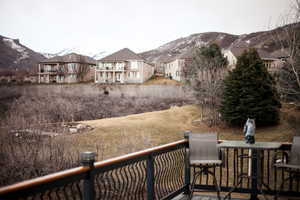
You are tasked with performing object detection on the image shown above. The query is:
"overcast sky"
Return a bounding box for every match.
[0,0,293,55]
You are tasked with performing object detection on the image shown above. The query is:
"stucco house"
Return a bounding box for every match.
[223,48,288,73]
[95,48,154,84]
[162,49,193,82]
[163,58,186,81]
[38,53,96,83]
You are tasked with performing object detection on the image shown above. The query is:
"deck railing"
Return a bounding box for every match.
[0,139,299,199]
[0,140,188,200]
[193,142,300,197]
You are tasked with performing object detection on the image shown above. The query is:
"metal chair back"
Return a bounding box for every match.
[290,136,300,165]
[189,133,219,163]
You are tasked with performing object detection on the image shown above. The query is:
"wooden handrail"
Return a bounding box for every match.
[94,139,187,168]
[0,166,90,195]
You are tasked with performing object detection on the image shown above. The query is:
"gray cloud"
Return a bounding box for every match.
[0,0,292,54]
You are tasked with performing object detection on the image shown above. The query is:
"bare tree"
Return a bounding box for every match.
[273,0,300,102]
[185,44,228,126]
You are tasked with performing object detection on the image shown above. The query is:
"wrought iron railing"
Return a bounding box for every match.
[0,140,188,200]
[0,139,299,200]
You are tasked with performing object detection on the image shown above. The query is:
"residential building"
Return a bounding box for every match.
[38,53,96,83]
[223,48,288,73]
[153,62,165,76]
[163,58,186,81]
[95,48,154,84]
[162,49,194,82]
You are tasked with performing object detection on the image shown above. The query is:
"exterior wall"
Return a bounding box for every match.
[38,63,94,83]
[95,60,154,84]
[83,65,95,82]
[154,62,165,75]
[142,62,154,82]
[223,50,237,70]
[164,59,185,81]
[262,59,284,74]
[126,60,143,83]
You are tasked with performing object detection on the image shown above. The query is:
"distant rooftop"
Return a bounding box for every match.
[99,48,145,62]
[229,47,289,60]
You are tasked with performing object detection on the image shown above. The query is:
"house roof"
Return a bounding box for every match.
[270,49,290,58]
[99,48,145,62]
[229,47,289,60]
[40,53,96,65]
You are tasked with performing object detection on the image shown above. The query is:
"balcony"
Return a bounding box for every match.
[0,139,299,200]
[97,64,129,71]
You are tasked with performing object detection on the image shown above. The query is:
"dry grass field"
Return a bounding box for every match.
[143,76,183,86]
[61,104,298,161]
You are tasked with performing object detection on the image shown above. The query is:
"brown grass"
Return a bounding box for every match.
[59,104,297,161]
[143,76,183,85]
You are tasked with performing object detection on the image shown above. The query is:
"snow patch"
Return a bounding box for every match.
[41,47,107,60]
[3,38,29,63]
[219,35,225,40]
[246,40,251,44]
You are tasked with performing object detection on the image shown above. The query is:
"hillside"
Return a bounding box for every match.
[140,23,300,63]
[0,35,45,71]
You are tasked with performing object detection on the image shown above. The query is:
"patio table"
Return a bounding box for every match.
[218,140,282,200]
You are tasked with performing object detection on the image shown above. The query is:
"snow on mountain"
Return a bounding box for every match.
[41,47,108,60]
[2,38,29,63]
[140,32,238,63]
[140,23,299,63]
[0,35,45,71]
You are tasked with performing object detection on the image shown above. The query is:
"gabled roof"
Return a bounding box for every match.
[229,47,289,60]
[40,53,96,65]
[99,48,144,62]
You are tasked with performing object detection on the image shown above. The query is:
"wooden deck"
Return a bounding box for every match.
[172,194,246,200]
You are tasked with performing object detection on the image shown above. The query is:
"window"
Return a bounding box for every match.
[116,62,124,70]
[130,72,134,78]
[68,63,76,72]
[104,63,112,69]
[131,61,138,69]
[128,71,139,78]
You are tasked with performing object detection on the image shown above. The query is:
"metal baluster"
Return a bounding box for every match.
[146,154,155,200]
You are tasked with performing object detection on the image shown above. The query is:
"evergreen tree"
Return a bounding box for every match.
[219,49,281,126]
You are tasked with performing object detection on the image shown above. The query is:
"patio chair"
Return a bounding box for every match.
[273,136,300,200]
[188,133,224,200]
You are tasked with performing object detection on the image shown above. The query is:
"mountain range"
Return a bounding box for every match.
[0,22,299,72]
[140,23,300,63]
[0,35,45,72]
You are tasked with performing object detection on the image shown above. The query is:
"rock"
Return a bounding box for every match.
[76,124,86,130]
[69,127,78,133]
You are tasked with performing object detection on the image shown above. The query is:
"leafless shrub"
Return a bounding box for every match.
[0,128,79,186]
[0,84,194,186]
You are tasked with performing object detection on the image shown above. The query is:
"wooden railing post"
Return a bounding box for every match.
[81,152,96,200]
[146,154,155,200]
